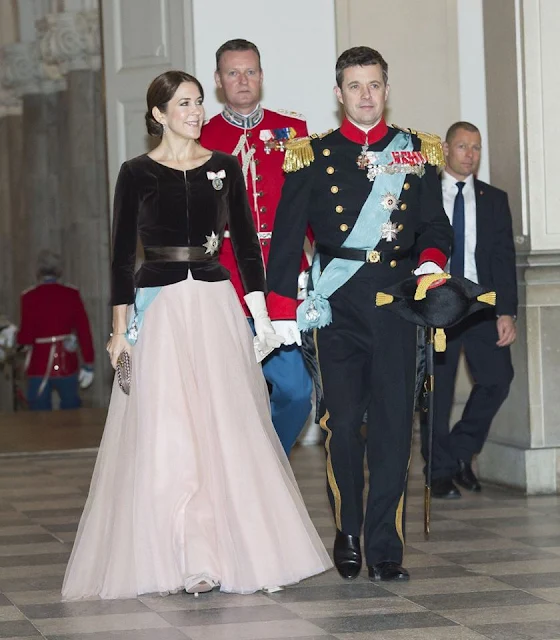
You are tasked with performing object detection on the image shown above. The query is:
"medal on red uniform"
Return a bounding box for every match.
[260,127,297,154]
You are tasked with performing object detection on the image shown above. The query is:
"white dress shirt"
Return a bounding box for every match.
[441,170,478,283]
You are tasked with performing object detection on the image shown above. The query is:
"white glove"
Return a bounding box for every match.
[413,261,444,276]
[244,292,285,351]
[297,270,309,301]
[78,366,94,389]
[0,323,17,348]
[271,320,302,347]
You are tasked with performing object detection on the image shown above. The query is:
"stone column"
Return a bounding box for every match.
[0,3,112,410]
[0,0,24,325]
[35,6,112,408]
[0,85,23,325]
[2,40,66,301]
[476,0,560,493]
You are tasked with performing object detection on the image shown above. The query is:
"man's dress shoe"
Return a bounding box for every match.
[431,477,462,499]
[368,562,410,582]
[333,530,362,580]
[454,459,482,492]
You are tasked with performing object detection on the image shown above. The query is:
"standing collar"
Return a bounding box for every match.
[221,103,264,130]
[340,117,388,145]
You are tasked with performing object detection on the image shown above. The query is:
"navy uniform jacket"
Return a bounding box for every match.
[267,118,452,315]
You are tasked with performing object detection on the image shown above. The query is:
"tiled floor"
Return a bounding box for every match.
[1,436,560,639]
[0,409,105,454]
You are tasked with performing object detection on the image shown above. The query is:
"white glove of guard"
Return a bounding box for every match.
[0,323,17,348]
[271,320,302,347]
[413,261,445,276]
[244,292,285,351]
[78,366,94,389]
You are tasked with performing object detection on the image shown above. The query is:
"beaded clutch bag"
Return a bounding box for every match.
[116,350,131,395]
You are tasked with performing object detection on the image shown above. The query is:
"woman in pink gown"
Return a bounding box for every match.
[62,70,332,600]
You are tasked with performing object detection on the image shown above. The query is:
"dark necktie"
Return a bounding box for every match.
[450,181,466,276]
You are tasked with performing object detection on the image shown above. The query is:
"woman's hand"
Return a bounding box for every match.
[106,333,131,369]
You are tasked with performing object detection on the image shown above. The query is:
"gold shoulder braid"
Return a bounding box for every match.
[283,137,313,173]
[283,129,333,173]
[391,124,445,168]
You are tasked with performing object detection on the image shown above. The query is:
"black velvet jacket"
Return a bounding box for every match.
[111,151,265,305]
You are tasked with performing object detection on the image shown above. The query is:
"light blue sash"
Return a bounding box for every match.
[125,286,162,345]
[298,131,413,331]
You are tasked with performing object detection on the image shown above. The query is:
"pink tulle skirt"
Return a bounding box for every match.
[62,277,332,600]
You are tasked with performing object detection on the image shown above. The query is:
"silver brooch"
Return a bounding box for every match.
[305,301,320,322]
[207,170,226,191]
[203,231,220,255]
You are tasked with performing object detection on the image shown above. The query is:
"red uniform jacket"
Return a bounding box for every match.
[17,282,95,377]
[200,105,310,319]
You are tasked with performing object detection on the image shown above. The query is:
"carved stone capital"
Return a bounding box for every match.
[0,86,22,118]
[37,9,101,74]
[0,42,66,97]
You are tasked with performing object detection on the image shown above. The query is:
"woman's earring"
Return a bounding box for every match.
[162,123,167,134]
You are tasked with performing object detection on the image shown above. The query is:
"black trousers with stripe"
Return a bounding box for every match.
[315,268,417,566]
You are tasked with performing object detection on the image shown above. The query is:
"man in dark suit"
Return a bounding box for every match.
[425,121,517,499]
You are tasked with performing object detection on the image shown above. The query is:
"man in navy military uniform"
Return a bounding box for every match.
[267,47,452,582]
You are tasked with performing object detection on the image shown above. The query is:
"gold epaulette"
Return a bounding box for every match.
[282,129,333,173]
[391,124,445,168]
[271,107,306,120]
[283,137,313,172]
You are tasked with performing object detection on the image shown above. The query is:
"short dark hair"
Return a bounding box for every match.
[215,38,261,71]
[445,121,480,143]
[145,70,204,138]
[36,249,62,280]
[335,46,388,88]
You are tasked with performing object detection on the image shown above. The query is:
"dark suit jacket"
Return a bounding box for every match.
[472,179,518,317]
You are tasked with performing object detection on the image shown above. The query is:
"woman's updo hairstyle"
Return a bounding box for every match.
[145,70,205,137]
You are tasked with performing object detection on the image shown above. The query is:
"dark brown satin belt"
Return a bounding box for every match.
[144,246,217,263]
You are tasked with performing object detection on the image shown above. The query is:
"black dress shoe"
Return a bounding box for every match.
[333,530,362,580]
[431,477,461,499]
[368,562,410,582]
[454,459,481,492]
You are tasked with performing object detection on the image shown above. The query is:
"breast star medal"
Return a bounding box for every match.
[380,221,399,242]
[380,192,400,213]
[203,231,220,255]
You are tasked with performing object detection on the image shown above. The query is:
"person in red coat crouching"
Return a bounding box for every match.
[17,250,95,410]
[200,39,312,455]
